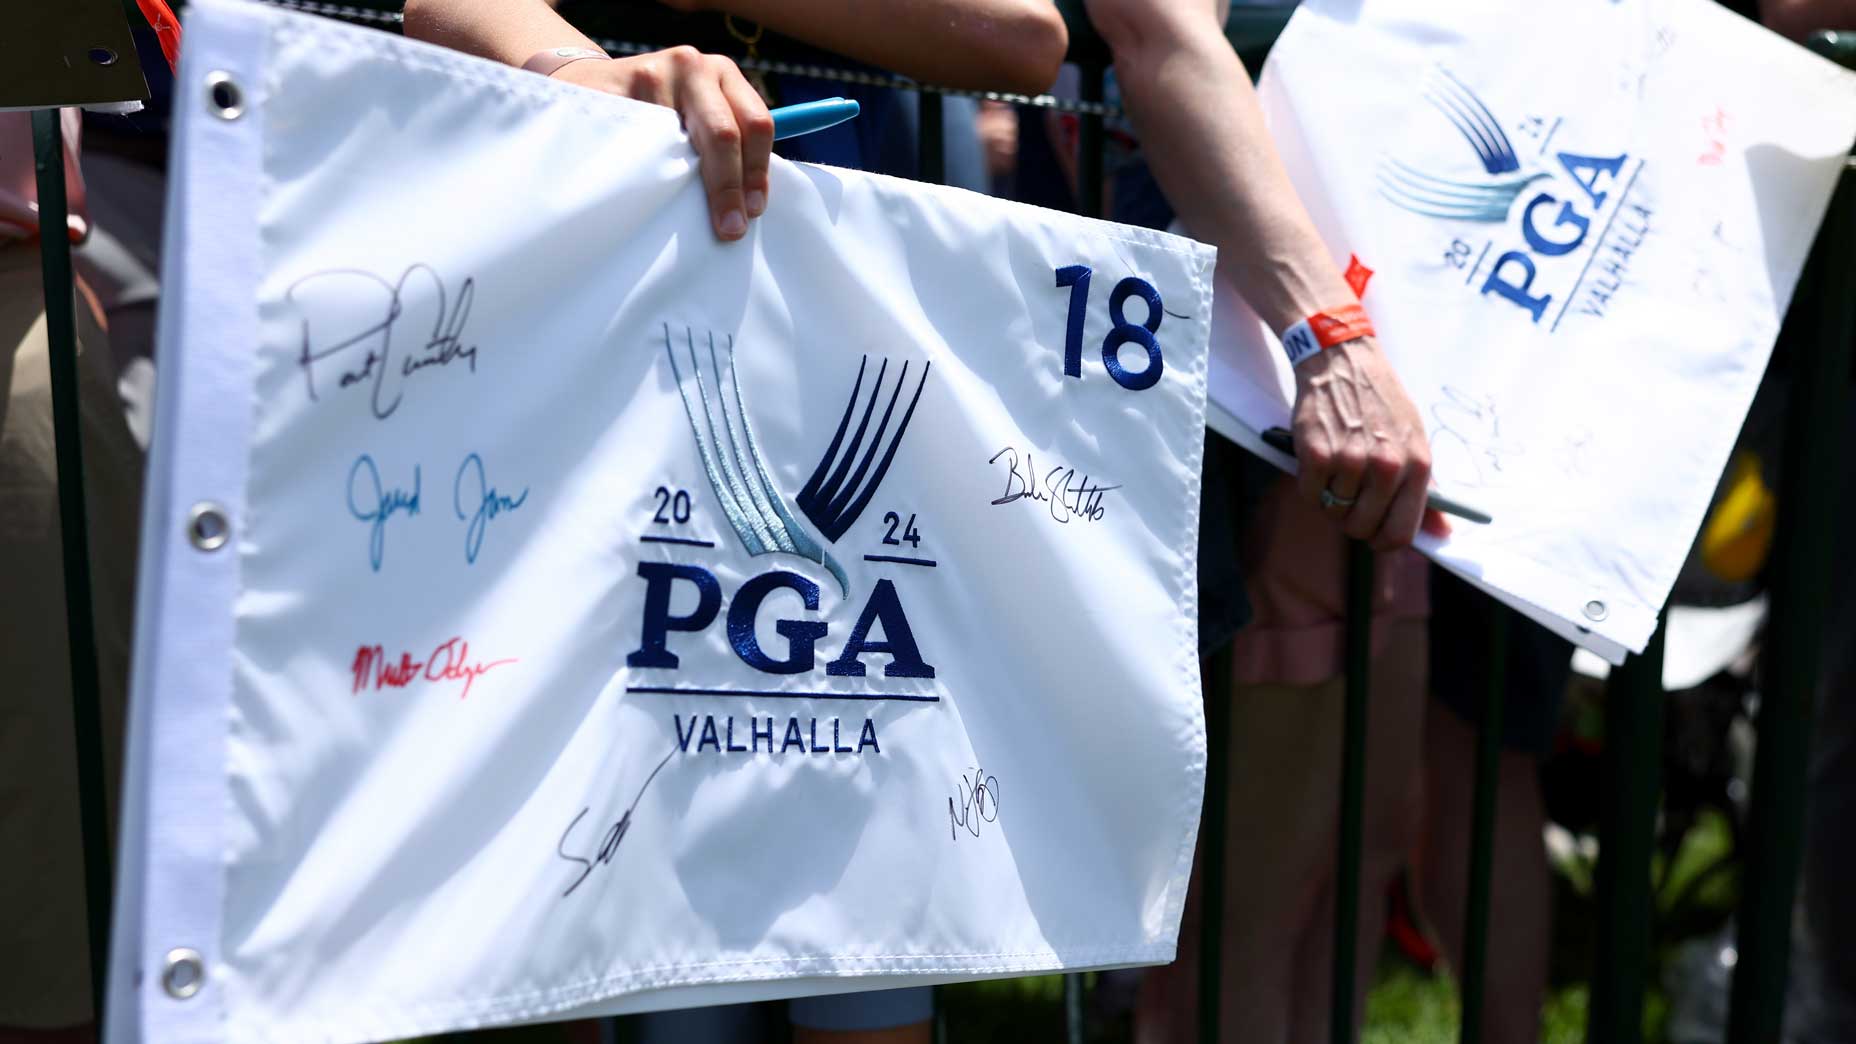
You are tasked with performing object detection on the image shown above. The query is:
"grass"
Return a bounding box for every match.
[1363,960,1590,1044]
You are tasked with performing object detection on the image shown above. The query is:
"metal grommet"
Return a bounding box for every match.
[204,71,245,121]
[188,502,230,551]
[1583,599,1609,622]
[162,948,205,1000]
[88,46,119,66]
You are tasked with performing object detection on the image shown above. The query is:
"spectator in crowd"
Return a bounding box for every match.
[0,109,144,1044]
[975,99,1020,196]
[1008,0,1448,1040]
[1079,0,1443,551]
[1418,581,1570,1044]
[401,4,1067,1041]
[1164,492,1429,1044]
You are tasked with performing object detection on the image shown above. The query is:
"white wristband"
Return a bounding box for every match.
[1279,318,1323,368]
[1278,304,1375,369]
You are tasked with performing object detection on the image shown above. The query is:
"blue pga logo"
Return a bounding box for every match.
[1378,68,1651,330]
[622,327,939,757]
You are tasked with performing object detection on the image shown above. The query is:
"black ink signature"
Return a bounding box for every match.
[1431,388,1594,489]
[1428,387,1522,489]
[557,746,677,899]
[948,766,1001,841]
[453,452,528,564]
[288,263,479,420]
[346,454,421,571]
[988,447,1119,523]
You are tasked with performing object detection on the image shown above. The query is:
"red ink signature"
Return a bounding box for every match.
[352,637,517,699]
[1699,106,1729,166]
[1344,254,1374,299]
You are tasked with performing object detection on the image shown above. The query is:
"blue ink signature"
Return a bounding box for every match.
[288,263,478,420]
[453,452,528,564]
[1429,386,1531,489]
[347,454,421,572]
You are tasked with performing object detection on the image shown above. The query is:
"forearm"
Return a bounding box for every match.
[1099,5,1351,332]
[401,0,598,66]
[687,0,1068,94]
[403,0,779,243]
[1086,0,1442,548]
[405,0,1066,97]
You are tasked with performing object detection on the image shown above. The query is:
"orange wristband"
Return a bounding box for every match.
[1280,303,1375,368]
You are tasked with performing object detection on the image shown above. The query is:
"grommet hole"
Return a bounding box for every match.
[162,948,205,1000]
[188,503,230,551]
[205,72,245,120]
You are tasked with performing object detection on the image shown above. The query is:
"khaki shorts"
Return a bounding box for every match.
[0,243,141,1028]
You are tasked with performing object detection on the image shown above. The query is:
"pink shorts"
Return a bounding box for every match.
[1229,476,1429,686]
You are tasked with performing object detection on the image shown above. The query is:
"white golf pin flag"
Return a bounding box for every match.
[109,2,1215,1040]
[1204,0,1856,662]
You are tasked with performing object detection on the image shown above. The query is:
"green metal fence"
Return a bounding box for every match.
[1725,34,1856,1044]
[29,6,1856,1042]
[32,104,115,1028]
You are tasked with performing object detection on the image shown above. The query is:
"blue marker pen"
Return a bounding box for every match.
[770,97,861,141]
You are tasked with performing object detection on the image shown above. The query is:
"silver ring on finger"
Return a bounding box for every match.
[1320,487,1356,510]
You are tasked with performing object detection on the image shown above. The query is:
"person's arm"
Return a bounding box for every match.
[402,0,774,242]
[1084,0,1446,550]
[658,0,1069,95]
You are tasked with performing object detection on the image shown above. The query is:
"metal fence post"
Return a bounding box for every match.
[1457,610,1509,1044]
[1587,621,1667,1044]
[1330,541,1374,1044]
[1057,62,1108,1044]
[31,108,113,1024]
[917,90,945,186]
[1199,643,1233,1043]
[1075,63,1105,220]
[913,79,947,1044]
[911,79,946,1039]
[1726,154,1855,1044]
[1064,972,1085,1044]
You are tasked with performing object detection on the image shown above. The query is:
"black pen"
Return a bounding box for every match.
[1259,427,1493,525]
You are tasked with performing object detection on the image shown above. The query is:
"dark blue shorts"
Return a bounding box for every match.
[1429,565,1574,755]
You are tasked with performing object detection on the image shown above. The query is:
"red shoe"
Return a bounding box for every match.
[1386,869,1440,971]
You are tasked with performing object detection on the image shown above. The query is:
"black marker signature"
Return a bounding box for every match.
[288,263,479,420]
[1431,387,1594,491]
[948,765,1001,841]
[1429,386,1520,490]
[557,746,677,899]
[453,452,529,565]
[346,454,421,571]
[988,447,1119,523]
